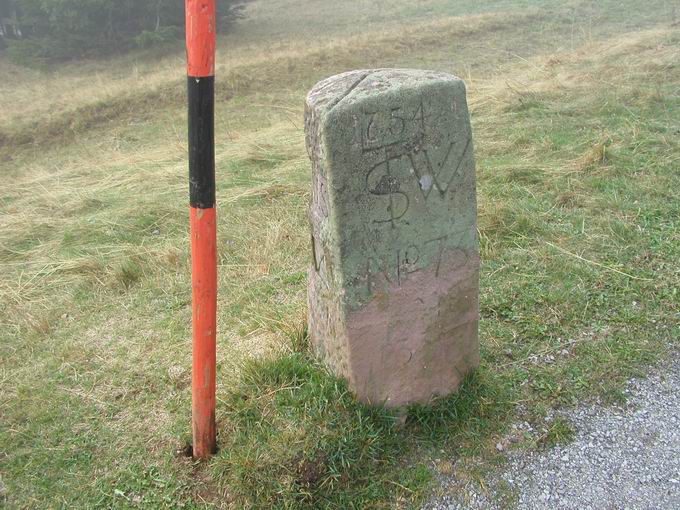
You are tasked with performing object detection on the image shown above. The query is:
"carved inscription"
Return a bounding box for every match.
[360,101,472,226]
[359,102,427,152]
[363,229,472,292]
[367,157,410,225]
[408,138,472,199]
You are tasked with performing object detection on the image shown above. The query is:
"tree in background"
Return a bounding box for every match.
[0,0,21,49]
[0,0,249,64]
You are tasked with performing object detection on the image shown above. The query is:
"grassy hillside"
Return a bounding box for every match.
[1,0,678,507]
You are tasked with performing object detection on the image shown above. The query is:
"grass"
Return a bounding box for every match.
[1,0,679,507]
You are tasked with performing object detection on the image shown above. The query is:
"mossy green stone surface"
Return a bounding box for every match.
[306,69,479,407]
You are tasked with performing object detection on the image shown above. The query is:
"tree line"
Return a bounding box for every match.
[0,0,248,64]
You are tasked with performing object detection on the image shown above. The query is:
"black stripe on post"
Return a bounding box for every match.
[188,76,216,209]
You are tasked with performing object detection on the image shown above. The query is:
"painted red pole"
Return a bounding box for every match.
[186,0,217,459]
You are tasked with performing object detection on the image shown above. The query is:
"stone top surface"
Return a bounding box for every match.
[306,69,464,115]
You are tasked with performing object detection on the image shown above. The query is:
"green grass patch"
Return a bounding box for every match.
[213,352,408,507]
[205,337,518,508]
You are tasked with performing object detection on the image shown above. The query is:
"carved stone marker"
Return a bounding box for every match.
[305,69,479,408]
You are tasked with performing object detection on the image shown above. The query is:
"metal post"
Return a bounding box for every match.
[185,0,217,459]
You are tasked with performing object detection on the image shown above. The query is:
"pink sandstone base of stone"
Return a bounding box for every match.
[345,248,479,407]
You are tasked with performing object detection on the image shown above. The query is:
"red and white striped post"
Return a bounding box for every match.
[185,0,217,459]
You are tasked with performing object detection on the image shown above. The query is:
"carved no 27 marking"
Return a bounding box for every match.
[365,233,456,292]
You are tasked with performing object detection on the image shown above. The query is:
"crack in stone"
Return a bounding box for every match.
[327,72,372,112]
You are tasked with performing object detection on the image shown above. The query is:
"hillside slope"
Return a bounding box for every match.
[1,0,678,507]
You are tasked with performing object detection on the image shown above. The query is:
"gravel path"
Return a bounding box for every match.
[425,354,680,510]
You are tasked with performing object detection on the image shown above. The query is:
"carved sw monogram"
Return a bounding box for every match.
[366,138,472,225]
[361,101,472,226]
[408,137,472,200]
[366,155,410,226]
